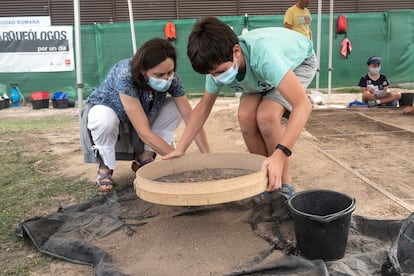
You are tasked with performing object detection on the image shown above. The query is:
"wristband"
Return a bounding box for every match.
[275,144,292,157]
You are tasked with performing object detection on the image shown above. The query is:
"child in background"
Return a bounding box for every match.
[358,56,401,107]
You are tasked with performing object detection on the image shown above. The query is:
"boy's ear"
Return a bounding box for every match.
[233,44,241,56]
[233,44,243,60]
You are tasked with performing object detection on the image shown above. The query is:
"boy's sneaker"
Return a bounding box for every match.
[251,184,295,203]
[367,100,377,107]
[280,184,295,199]
[252,191,270,203]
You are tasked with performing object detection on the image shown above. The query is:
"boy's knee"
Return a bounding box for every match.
[257,112,281,127]
[237,109,251,123]
[238,109,258,127]
[239,119,257,134]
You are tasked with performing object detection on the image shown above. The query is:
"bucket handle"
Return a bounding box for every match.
[308,198,356,223]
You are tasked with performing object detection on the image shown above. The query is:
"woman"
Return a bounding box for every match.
[81,38,210,193]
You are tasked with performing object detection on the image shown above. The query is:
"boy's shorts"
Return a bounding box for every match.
[261,53,317,112]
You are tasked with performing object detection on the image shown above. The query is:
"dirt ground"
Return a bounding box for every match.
[3,91,414,275]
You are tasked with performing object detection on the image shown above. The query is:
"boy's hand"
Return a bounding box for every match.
[374,90,389,98]
[261,153,286,191]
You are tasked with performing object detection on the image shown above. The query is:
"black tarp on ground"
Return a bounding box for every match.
[16,185,414,276]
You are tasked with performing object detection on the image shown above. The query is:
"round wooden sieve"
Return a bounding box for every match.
[134,152,268,206]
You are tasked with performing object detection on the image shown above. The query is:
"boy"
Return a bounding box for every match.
[164,17,316,196]
[359,56,401,107]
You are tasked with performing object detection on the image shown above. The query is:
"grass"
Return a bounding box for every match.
[0,114,95,275]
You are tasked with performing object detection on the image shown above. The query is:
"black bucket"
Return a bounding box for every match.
[287,189,356,261]
[399,93,414,107]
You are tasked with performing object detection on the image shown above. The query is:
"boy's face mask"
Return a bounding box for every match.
[369,66,381,75]
[213,59,239,85]
[148,72,174,92]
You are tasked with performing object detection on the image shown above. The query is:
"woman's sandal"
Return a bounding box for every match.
[131,157,155,172]
[96,164,114,194]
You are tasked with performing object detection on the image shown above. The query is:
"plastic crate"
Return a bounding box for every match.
[32,99,49,109]
[52,99,69,109]
[30,91,50,101]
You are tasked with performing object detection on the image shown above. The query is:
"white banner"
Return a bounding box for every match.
[0,26,75,72]
[0,16,51,27]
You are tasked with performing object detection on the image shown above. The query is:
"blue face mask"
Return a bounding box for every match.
[213,60,239,85]
[369,67,381,75]
[148,73,174,92]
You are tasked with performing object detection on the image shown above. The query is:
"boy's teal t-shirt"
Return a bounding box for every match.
[205,27,314,94]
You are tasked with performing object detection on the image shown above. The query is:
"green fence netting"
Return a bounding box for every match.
[0,10,413,100]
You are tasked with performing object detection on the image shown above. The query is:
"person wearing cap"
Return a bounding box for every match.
[358,56,401,107]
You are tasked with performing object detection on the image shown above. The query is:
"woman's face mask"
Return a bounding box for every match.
[148,72,174,92]
[369,66,381,75]
[213,59,239,85]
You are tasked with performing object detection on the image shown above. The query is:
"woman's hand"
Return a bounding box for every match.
[162,149,185,160]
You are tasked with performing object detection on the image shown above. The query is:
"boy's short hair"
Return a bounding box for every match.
[187,17,238,74]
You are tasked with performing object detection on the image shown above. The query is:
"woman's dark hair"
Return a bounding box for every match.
[131,38,177,87]
[187,17,238,74]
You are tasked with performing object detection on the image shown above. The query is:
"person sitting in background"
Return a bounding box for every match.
[284,0,312,40]
[358,56,401,107]
[81,38,210,194]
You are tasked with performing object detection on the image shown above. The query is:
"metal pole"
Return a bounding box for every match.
[315,0,322,93]
[327,0,334,103]
[128,0,137,54]
[74,0,83,113]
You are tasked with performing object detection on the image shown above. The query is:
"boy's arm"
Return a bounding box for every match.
[276,70,312,151]
[383,75,390,92]
[163,90,218,159]
[262,70,312,190]
[359,77,371,93]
